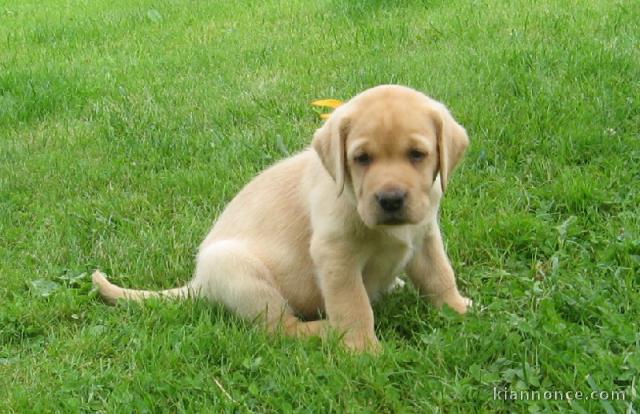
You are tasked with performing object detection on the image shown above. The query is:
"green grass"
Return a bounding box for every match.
[1,0,639,411]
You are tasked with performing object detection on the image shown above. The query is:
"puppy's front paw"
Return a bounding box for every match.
[343,333,381,354]
[436,289,472,315]
[456,296,473,314]
[448,295,472,314]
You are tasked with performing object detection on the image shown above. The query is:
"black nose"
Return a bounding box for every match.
[376,190,407,213]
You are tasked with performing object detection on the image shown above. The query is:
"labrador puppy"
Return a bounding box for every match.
[92,85,471,352]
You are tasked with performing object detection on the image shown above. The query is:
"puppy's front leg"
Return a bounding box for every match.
[312,242,379,353]
[407,223,472,314]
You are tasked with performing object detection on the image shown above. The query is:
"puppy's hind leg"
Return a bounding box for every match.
[195,240,326,337]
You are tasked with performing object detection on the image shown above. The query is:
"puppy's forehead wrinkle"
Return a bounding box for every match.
[348,103,433,145]
[348,138,375,154]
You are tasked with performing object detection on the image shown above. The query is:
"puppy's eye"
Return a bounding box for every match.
[408,149,426,163]
[354,153,373,166]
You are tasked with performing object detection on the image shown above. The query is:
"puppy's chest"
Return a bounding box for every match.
[362,236,415,297]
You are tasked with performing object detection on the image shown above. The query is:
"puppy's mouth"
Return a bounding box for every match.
[377,214,410,226]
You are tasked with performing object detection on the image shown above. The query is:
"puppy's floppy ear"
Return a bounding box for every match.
[312,107,351,194]
[432,104,469,193]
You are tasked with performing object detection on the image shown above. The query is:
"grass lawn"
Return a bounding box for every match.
[1,0,639,411]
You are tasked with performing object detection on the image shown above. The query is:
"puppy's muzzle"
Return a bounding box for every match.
[375,189,409,224]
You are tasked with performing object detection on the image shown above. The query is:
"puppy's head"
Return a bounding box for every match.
[312,85,469,228]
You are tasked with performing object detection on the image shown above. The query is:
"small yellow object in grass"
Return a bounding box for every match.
[311,98,343,119]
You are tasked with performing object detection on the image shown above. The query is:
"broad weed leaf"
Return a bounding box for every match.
[29,279,60,297]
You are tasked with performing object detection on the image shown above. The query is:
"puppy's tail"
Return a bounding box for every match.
[92,270,193,305]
